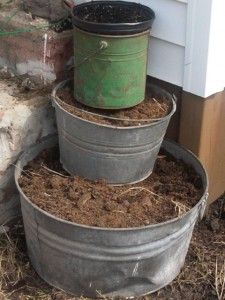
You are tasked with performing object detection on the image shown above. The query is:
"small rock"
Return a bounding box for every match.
[77,192,92,209]
[0,225,9,234]
[49,176,64,189]
[20,78,35,91]
[68,187,77,200]
[141,196,153,209]
[104,201,118,212]
[210,218,220,232]
[123,200,130,207]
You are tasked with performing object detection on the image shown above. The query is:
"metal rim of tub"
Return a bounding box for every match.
[52,80,177,184]
[15,135,208,232]
[70,1,156,35]
[51,80,177,130]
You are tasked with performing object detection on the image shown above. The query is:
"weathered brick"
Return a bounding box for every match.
[0,7,73,83]
[22,0,68,21]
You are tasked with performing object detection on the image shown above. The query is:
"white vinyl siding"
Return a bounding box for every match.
[141,0,187,87]
[76,0,225,97]
[144,0,225,97]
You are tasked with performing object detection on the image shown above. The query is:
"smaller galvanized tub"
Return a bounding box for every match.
[52,81,176,185]
[15,135,208,298]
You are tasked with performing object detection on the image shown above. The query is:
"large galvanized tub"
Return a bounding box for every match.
[52,81,176,185]
[15,135,208,298]
[0,167,20,224]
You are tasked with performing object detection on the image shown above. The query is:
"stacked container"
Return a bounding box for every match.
[53,0,176,184]
[15,1,209,298]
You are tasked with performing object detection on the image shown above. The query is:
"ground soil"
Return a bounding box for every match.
[0,0,72,33]
[75,2,151,24]
[57,89,172,126]
[0,196,224,299]
[18,147,203,228]
[0,69,52,100]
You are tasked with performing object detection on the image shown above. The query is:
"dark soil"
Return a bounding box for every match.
[0,69,52,100]
[18,147,203,228]
[49,17,73,33]
[57,89,172,126]
[75,2,151,24]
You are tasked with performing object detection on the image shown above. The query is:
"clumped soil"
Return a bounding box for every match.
[57,89,172,126]
[75,3,151,24]
[18,147,203,228]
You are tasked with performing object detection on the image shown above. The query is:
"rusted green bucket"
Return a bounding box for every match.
[65,1,155,109]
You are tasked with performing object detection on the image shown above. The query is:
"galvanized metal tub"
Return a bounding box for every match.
[0,167,21,225]
[15,135,208,298]
[52,81,176,185]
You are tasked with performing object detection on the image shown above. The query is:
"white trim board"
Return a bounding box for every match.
[183,0,225,97]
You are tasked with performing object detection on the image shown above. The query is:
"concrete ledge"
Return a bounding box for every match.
[0,77,56,223]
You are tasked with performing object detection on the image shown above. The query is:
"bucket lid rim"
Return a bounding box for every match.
[72,0,155,35]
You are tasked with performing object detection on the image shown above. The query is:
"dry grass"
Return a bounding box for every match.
[214,259,225,300]
[0,197,224,300]
[0,0,19,11]
[118,187,190,216]
[153,195,225,300]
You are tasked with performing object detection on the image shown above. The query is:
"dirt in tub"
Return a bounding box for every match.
[56,88,172,127]
[18,148,203,228]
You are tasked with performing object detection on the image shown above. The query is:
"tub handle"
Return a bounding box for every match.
[51,80,69,108]
[198,192,209,220]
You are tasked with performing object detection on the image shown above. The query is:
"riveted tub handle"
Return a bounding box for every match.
[51,80,69,108]
[198,192,209,220]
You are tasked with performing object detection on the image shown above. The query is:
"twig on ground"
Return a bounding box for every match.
[10,163,35,178]
[117,187,162,203]
[171,200,190,217]
[214,259,225,300]
[152,98,167,113]
[112,210,126,214]
[214,241,225,245]
[41,164,70,178]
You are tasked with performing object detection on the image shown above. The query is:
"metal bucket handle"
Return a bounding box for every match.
[73,40,108,69]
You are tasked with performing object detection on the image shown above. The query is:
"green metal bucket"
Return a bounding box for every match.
[73,28,150,109]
